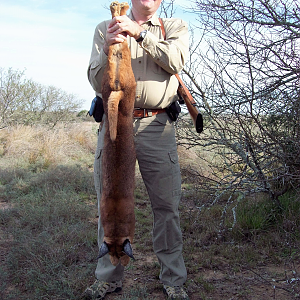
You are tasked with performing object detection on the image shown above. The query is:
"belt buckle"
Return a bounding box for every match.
[143,109,152,117]
[134,108,152,118]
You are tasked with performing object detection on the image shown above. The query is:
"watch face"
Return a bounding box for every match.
[137,30,147,42]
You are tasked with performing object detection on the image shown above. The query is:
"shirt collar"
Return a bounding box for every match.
[128,10,161,26]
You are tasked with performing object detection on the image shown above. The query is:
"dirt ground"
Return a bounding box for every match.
[103,255,300,299]
[1,198,300,300]
[1,164,300,300]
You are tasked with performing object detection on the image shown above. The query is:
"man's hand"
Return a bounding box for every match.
[104,15,144,54]
[109,15,143,39]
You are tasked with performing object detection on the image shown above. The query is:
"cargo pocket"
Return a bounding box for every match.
[94,148,102,174]
[94,148,102,199]
[168,150,181,198]
[94,119,106,199]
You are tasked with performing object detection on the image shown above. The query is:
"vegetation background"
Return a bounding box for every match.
[1,0,299,299]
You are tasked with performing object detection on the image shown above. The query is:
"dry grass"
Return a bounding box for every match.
[0,123,98,170]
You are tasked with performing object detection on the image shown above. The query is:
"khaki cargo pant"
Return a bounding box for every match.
[94,112,187,287]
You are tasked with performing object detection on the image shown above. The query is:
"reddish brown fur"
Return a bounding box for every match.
[100,1,136,266]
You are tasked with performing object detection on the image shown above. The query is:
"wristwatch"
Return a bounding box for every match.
[136,30,147,43]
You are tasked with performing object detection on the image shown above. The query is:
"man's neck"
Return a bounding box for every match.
[132,8,154,25]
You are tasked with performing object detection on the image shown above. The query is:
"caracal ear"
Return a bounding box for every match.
[122,239,134,259]
[97,241,109,259]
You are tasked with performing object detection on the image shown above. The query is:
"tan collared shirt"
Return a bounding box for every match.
[87,11,189,109]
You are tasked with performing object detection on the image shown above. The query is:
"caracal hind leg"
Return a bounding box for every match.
[110,1,121,17]
[120,2,129,16]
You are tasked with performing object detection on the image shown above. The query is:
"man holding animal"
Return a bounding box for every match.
[85,0,189,299]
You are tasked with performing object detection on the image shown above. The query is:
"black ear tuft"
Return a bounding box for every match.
[122,239,135,259]
[97,241,109,259]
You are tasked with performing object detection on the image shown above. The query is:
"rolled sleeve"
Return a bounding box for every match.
[140,18,189,74]
[87,22,110,95]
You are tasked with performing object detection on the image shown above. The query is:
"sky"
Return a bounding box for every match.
[0,0,192,110]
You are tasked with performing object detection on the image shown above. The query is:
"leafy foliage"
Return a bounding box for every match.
[0,68,82,128]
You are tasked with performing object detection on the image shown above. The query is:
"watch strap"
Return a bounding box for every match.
[136,30,147,42]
